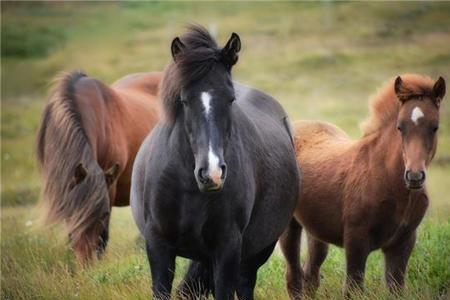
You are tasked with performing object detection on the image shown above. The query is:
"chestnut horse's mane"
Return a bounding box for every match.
[36,71,107,244]
[361,74,435,136]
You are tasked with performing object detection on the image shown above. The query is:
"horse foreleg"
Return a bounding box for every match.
[96,214,111,258]
[146,237,176,300]
[382,231,416,294]
[279,218,303,300]
[303,234,329,295]
[343,231,370,297]
[213,232,242,300]
[236,241,277,300]
[176,261,212,300]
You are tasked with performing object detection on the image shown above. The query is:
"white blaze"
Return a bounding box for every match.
[411,106,424,125]
[200,91,222,182]
[208,144,221,177]
[201,92,212,117]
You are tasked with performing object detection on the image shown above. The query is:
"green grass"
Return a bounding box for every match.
[1,2,450,300]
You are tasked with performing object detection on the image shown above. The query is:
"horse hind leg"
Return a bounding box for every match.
[303,234,329,295]
[279,219,303,300]
[176,261,213,300]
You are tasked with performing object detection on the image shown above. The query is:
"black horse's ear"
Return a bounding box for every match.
[171,37,185,62]
[105,163,120,186]
[432,76,446,107]
[70,163,87,189]
[394,76,412,102]
[221,32,241,69]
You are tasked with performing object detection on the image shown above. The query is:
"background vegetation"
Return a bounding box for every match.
[1,2,449,299]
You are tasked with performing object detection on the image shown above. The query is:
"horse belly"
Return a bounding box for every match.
[296,170,344,246]
[242,165,299,257]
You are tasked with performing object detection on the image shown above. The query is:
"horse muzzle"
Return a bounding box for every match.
[195,163,227,193]
[404,170,426,190]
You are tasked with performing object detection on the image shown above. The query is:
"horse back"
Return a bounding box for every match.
[112,72,161,96]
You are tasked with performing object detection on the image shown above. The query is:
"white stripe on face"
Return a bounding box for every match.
[200,91,222,183]
[201,92,212,117]
[208,144,221,182]
[411,106,424,125]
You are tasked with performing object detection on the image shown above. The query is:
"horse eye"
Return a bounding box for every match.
[432,126,439,133]
[229,97,236,104]
[397,125,402,132]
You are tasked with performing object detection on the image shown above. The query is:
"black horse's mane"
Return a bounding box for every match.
[160,25,227,123]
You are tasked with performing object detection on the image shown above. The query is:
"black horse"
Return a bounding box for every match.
[131,25,300,300]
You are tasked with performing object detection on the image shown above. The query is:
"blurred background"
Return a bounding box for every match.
[1,2,449,299]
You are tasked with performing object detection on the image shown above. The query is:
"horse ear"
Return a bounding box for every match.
[432,76,446,107]
[105,163,120,186]
[222,32,241,69]
[171,37,185,62]
[394,76,411,102]
[71,163,87,189]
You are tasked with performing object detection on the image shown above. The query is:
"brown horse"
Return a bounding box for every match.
[36,71,161,263]
[280,74,446,298]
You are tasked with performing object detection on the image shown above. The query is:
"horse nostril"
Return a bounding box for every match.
[197,168,208,183]
[418,171,425,182]
[405,170,412,181]
[220,164,227,179]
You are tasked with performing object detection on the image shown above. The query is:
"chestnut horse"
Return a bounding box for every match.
[280,74,446,298]
[36,71,161,262]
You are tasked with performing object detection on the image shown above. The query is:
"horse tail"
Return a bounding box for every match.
[36,71,108,248]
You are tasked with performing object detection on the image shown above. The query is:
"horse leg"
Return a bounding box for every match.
[382,231,416,294]
[145,237,176,300]
[303,234,329,295]
[213,232,242,300]
[279,218,303,300]
[343,230,370,297]
[96,214,111,258]
[176,261,212,300]
[236,241,277,300]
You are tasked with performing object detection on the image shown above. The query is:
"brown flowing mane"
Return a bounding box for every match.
[36,71,108,243]
[361,74,435,136]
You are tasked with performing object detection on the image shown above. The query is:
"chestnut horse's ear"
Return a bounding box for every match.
[394,76,412,102]
[171,37,185,62]
[70,163,87,189]
[432,76,446,107]
[221,32,241,69]
[105,163,120,186]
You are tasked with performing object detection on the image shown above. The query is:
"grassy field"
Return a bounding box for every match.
[1,2,450,300]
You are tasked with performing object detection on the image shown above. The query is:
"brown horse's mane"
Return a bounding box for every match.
[361,74,435,136]
[160,25,226,123]
[36,71,108,244]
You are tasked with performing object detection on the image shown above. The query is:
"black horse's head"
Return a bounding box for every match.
[162,26,241,193]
